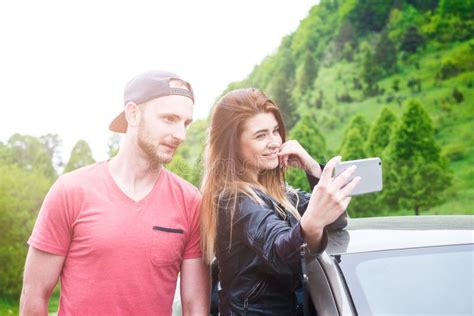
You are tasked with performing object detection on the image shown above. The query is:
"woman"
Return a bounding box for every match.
[201,88,359,315]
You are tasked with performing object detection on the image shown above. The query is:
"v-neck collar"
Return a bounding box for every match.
[102,161,166,207]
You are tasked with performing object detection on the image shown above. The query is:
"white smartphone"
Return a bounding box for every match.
[334,157,383,196]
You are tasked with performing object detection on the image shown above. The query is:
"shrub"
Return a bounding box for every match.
[407,78,422,92]
[336,92,354,103]
[452,88,464,103]
[438,60,460,80]
[442,143,466,162]
[392,79,400,92]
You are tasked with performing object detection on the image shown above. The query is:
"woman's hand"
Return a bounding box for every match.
[278,140,321,178]
[300,156,360,251]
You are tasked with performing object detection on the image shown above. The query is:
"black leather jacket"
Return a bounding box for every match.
[215,173,347,315]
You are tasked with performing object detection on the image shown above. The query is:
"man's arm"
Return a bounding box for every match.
[180,258,210,316]
[20,247,65,316]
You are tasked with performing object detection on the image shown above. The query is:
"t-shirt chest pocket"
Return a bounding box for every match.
[151,226,185,266]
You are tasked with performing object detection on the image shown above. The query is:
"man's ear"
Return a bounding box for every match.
[124,102,141,128]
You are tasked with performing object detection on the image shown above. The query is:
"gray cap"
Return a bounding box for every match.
[109,70,194,133]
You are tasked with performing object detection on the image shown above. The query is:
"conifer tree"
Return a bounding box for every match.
[339,114,370,153]
[7,134,57,179]
[63,140,95,173]
[383,100,451,215]
[401,25,424,54]
[296,52,318,95]
[340,128,367,160]
[366,107,398,157]
[267,73,298,129]
[374,31,397,75]
[286,113,327,192]
[339,128,379,217]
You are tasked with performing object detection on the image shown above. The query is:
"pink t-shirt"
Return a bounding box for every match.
[28,162,202,315]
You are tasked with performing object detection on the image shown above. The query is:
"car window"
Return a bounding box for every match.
[338,244,473,315]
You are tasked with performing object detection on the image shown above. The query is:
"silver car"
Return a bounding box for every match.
[305,215,474,316]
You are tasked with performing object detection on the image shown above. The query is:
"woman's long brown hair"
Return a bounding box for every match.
[200,88,300,264]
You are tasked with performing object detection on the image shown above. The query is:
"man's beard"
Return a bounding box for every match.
[137,120,172,171]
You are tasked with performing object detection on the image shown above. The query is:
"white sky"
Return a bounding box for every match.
[0,0,317,162]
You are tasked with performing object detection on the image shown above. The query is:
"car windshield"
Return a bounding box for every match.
[338,244,473,315]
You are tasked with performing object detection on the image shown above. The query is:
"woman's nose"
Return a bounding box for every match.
[267,140,280,149]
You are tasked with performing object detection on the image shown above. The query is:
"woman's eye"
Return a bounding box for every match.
[256,134,266,140]
[273,129,279,135]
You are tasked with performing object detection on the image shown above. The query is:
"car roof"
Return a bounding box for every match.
[326,215,474,255]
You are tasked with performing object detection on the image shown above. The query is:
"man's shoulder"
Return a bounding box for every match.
[59,162,104,190]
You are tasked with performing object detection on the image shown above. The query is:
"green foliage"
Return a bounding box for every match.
[362,49,384,88]
[348,0,394,33]
[374,31,398,74]
[392,78,400,92]
[436,45,474,80]
[6,133,57,180]
[339,128,367,160]
[295,52,319,98]
[39,134,63,171]
[442,143,466,162]
[339,114,370,152]
[366,107,398,156]
[390,100,440,160]
[63,140,95,173]
[107,134,121,158]
[452,88,464,103]
[170,119,208,187]
[407,77,422,92]
[383,100,452,214]
[166,154,192,182]
[406,0,439,12]
[286,113,327,191]
[400,25,424,53]
[362,49,377,84]
[341,42,354,61]
[421,12,474,42]
[291,4,338,62]
[267,72,299,129]
[0,165,51,298]
[387,6,423,42]
[438,0,474,19]
[335,20,356,58]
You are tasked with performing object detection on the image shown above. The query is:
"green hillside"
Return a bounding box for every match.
[180,0,474,215]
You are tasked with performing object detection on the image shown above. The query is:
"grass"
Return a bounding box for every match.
[0,298,18,315]
[0,285,60,315]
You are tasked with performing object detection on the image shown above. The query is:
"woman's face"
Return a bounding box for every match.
[239,112,282,176]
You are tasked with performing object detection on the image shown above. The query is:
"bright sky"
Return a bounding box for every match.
[0,0,317,162]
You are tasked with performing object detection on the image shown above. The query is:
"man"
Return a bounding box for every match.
[20,71,210,315]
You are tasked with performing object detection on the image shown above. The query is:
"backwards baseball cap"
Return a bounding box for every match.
[109,70,194,133]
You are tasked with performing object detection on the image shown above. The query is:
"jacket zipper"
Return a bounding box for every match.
[243,280,265,315]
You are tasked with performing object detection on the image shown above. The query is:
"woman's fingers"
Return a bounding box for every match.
[278,143,291,168]
[278,140,305,168]
[340,196,352,211]
[319,156,341,183]
[339,176,361,198]
[332,164,357,189]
